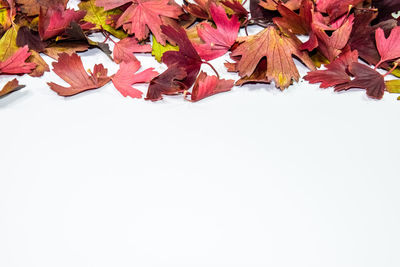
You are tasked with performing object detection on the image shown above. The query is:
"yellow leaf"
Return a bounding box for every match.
[151,35,179,63]
[0,26,19,61]
[385,80,400,94]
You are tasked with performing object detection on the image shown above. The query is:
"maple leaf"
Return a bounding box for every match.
[193,3,240,61]
[145,25,205,101]
[39,6,86,40]
[186,71,234,102]
[372,0,400,22]
[0,78,24,98]
[230,26,315,90]
[273,0,314,35]
[304,49,358,88]
[96,0,183,45]
[15,0,68,16]
[78,0,128,39]
[0,45,36,74]
[47,53,111,96]
[302,15,354,62]
[315,0,363,20]
[113,37,151,64]
[145,66,187,101]
[111,60,158,98]
[375,26,400,67]
[348,10,397,66]
[335,62,386,99]
[161,25,203,88]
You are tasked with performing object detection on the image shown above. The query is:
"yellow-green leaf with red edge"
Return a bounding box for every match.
[78,0,127,39]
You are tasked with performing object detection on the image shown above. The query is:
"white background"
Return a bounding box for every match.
[1,1,400,266]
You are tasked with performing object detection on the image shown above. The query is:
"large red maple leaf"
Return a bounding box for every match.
[193,3,240,61]
[96,0,183,45]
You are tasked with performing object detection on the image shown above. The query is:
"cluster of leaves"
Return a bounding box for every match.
[1,0,400,101]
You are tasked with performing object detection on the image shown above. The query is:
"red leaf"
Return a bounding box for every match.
[335,62,386,100]
[145,66,187,101]
[113,37,152,64]
[161,25,203,88]
[273,0,314,35]
[39,7,86,40]
[0,46,36,75]
[302,15,354,61]
[304,49,358,88]
[112,60,158,98]
[316,0,363,20]
[47,53,111,96]
[193,3,240,61]
[97,0,182,45]
[186,71,234,102]
[375,26,400,66]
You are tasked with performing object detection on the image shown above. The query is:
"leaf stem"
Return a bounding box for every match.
[383,61,399,77]
[202,61,220,79]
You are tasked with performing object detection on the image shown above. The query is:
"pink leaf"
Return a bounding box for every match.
[112,60,158,98]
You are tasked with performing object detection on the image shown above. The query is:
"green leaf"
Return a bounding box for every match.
[151,35,179,63]
[78,0,127,39]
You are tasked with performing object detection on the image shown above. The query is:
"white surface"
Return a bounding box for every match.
[1,1,400,266]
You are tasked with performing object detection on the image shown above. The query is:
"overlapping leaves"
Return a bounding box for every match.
[0,0,400,101]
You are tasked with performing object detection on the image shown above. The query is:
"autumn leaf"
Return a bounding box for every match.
[371,0,400,22]
[47,53,111,96]
[151,35,179,63]
[78,0,127,39]
[315,0,363,20]
[160,25,203,88]
[113,37,151,64]
[16,26,46,52]
[43,42,89,59]
[335,62,386,99]
[0,45,36,74]
[375,26,400,67]
[0,26,19,61]
[304,49,358,88]
[15,0,68,16]
[0,79,24,98]
[193,3,240,61]
[186,71,234,102]
[273,0,313,35]
[302,15,354,62]
[112,60,158,98]
[230,26,315,90]
[385,80,400,94]
[96,0,183,45]
[145,66,187,101]
[39,6,86,40]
